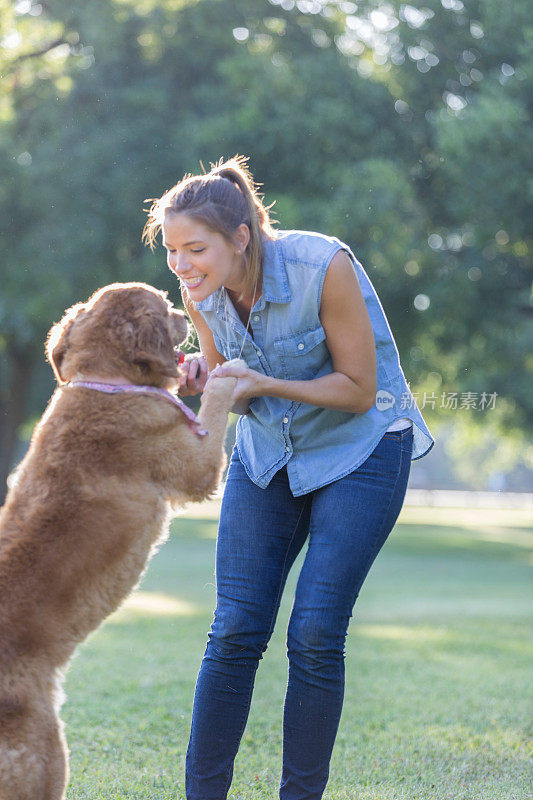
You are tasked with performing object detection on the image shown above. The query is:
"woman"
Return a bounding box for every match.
[143,155,434,800]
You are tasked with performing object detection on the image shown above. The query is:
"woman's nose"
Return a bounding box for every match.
[168,253,190,275]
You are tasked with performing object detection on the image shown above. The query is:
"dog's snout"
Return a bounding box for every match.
[171,309,189,324]
[169,307,189,346]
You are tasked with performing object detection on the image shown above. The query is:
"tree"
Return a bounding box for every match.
[1,0,531,500]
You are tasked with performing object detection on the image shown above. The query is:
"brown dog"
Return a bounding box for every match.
[0,282,239,800]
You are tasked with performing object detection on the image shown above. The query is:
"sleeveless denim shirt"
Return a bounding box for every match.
[195,230,435,497]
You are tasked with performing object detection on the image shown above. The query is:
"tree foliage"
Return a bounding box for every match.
[0,0,531,496]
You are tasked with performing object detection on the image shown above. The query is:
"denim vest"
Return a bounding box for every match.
[196,230,435,497]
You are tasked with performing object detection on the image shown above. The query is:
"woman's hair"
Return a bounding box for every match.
[142,155,277,302]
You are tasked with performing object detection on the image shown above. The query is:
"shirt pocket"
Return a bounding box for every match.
[273,324,328,380]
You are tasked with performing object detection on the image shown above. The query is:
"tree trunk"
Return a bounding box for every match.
[0,345,32,505]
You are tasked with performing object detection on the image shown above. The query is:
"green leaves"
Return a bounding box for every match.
[0,0,531,480]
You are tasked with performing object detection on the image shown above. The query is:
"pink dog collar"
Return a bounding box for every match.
[67,381,208,436]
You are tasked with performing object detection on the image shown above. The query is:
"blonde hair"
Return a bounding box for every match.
[142,155,278,302]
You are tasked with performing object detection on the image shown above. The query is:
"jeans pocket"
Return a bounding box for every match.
[381,430,403,441]
[382,423,413,442]
[401,426,414,454]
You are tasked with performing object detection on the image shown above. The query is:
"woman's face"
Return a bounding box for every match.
[162,212,249,302]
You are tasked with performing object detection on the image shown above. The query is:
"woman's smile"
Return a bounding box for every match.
[182,275,206,289]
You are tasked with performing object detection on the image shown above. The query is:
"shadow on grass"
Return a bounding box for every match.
[61,508,531,799]
[382,522,532,564]
[170,514,533,562]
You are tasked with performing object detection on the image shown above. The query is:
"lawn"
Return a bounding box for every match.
[63,503,532,800]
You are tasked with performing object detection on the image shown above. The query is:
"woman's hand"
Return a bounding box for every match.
[207,359,264,412]
[177,352,208,396]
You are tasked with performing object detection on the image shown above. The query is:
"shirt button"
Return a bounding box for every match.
[283,417,289,424]
[253,315,260,322]
[297,342,304,350]
[285,446,290,452]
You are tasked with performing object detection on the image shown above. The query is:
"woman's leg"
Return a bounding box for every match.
[281,427,413,800]
[186,452,312,800]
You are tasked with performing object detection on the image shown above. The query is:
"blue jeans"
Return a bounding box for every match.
[185,426,413,800]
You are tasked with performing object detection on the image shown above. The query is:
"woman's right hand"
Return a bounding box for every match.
[177,352,209,396]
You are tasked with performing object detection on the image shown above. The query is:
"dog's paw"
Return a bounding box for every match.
[224,358,247,370]
[210,374,238,389]
[203,373,237,401]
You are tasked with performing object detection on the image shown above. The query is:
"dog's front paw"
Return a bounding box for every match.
[224,358,247,370]
[203,374,237,403]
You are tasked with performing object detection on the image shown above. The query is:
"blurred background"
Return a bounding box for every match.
[1,0,532,502]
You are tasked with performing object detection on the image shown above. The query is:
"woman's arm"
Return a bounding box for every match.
[179,293,251,414]
[211,250,377,414]
[176,293,224,397]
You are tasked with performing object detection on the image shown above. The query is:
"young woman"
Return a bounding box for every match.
[143,155,434,800]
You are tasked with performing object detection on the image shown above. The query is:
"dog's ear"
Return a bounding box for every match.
[45,303,86,384]
[132,314,179,379]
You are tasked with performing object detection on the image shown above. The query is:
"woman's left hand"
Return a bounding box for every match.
[207,359,264,407]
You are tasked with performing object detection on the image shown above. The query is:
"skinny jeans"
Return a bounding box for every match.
[185,425,413,799]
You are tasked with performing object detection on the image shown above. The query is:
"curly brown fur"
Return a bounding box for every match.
[0,282,238,800]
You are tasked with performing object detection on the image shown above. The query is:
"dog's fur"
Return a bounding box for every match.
[0,282,239,800]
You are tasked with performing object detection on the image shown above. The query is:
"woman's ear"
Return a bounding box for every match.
[45,303,86,384]
[233,222,251,254]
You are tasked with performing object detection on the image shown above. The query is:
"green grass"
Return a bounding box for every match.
[63,506,533,799]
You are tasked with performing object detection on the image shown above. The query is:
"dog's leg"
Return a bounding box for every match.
[0,695,68,800]
[42,713,69,800]
[162,375,237,503]
[186,374,238,499]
